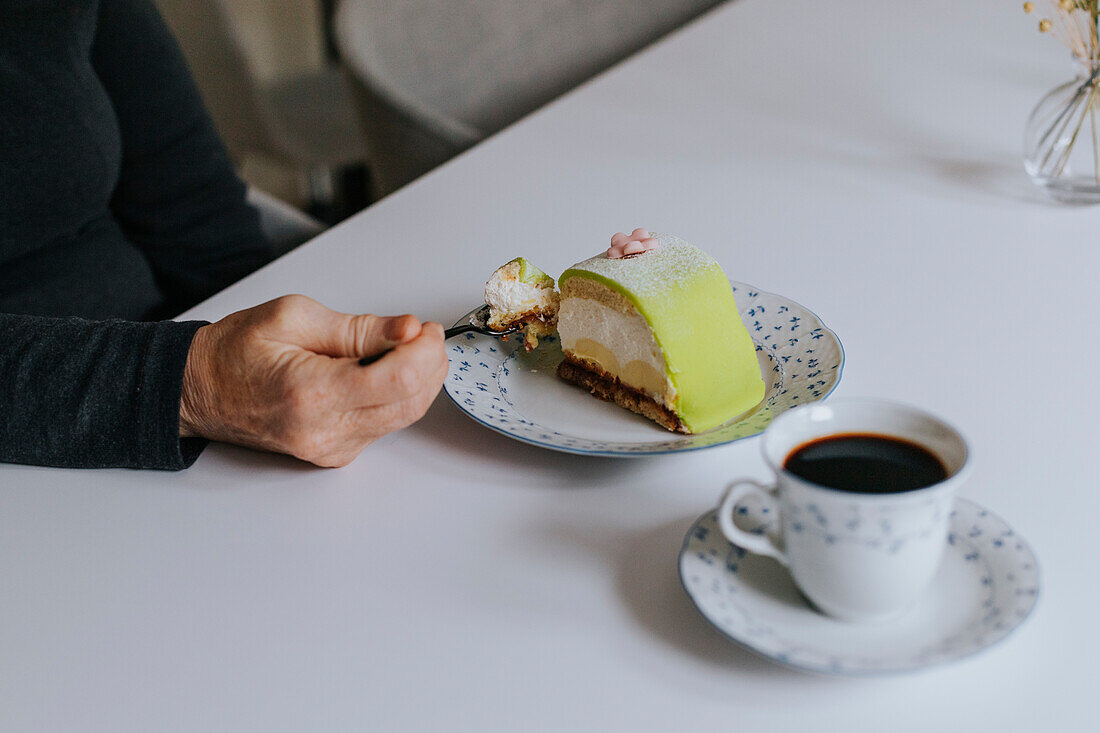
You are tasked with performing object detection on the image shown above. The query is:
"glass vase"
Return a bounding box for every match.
[1024,59,1100,204]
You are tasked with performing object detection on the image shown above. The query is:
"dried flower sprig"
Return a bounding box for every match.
[1024,1,1100,61]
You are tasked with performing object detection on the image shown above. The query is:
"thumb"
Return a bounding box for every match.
[310,311,423,358]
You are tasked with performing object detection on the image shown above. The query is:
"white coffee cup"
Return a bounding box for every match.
[718,399,970,623]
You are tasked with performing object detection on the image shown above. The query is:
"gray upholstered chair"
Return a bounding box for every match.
[334,0,724,197]
[155,0,366,194]
[247,188,325,256]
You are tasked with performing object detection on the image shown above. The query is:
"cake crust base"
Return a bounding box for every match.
[486,305,556,332]
[490,309,557,351]
[557,358,689,434]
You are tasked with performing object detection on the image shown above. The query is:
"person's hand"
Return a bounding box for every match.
[178,294,447,467]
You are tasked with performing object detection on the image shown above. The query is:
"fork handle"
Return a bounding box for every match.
[357,352,389,367]
[358,324,478,366]
[444,323,478,339]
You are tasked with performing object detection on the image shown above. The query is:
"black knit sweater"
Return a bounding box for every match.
[0,0,273,468]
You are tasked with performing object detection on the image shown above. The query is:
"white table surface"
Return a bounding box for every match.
[3,0,1098,730]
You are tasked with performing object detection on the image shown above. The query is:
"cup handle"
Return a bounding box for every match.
[717,479,789,566]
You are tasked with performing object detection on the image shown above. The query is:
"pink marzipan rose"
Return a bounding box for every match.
[607,228,658,259]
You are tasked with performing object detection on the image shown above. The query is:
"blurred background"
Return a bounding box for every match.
[156,0,725,227]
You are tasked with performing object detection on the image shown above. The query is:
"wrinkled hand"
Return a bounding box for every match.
[179,294,447,467]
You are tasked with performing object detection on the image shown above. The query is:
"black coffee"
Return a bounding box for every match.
[783,433,947,494]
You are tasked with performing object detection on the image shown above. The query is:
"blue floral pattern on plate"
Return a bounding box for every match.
[679,498,1041,675]
[443,281,844,456]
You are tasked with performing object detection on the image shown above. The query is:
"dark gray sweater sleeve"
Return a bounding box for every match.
[94,0,273,316]
[0,315,209,469]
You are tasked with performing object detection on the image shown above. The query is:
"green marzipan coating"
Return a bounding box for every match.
[558,235,764,432]
[505,257,554,286]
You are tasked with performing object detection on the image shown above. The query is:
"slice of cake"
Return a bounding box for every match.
[556,229,764,433]
[484,257,560,350]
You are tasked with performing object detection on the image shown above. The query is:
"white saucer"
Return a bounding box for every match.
[679,498,1040,675]
[444,281,843,456]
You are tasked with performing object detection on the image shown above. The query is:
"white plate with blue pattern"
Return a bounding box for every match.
[679,498,1040,675]
[443,281,843,456]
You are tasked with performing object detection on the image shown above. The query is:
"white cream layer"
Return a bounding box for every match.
[557,296,676,405]
[485,276,554,315]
